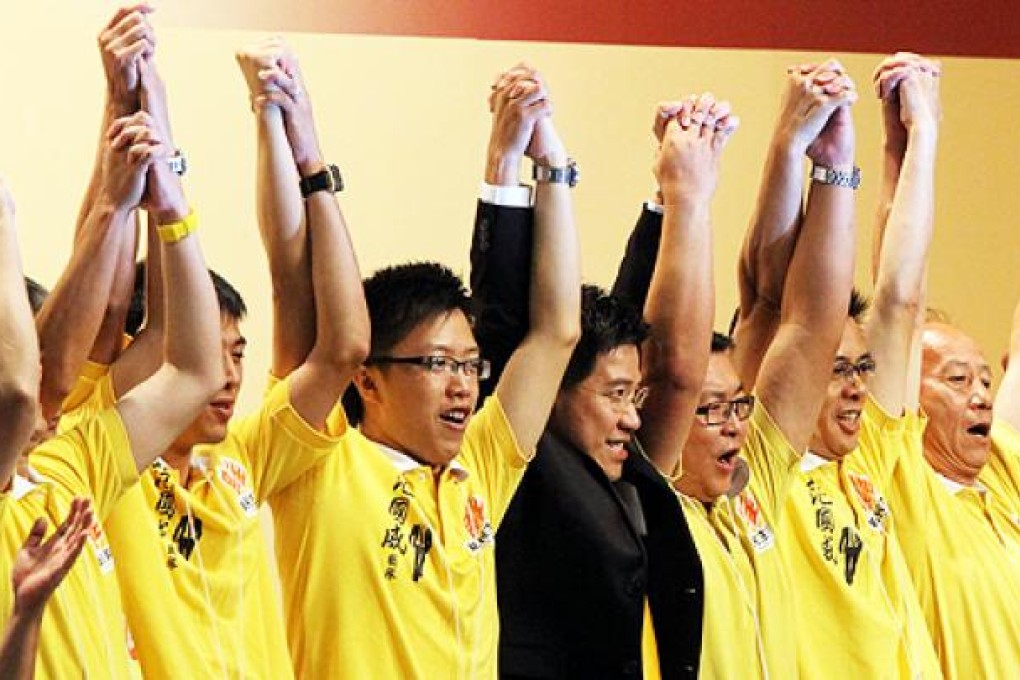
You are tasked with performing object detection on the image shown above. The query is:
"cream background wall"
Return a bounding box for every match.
[4,0,1020,421]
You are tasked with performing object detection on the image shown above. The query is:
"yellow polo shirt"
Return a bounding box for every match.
[270,395,527,680]
[680,403,797,680]
[58,360,115,434]
[4,409,137,679]
[103,376,338,679]
[888,409,1020,679]
[782,398,941,679]
[979,419,1020,514]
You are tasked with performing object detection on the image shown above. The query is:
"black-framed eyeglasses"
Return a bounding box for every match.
[577,384,650,412]
[366,355,492,380]
[832,357,877,383]
[695,395,755,426]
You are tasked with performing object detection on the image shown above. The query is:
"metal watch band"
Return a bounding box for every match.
[167,150,187,177]
[299,164,344,198]
[810,164,861,190]
[532,159,580,188]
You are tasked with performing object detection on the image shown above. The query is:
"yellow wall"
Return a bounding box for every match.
[4,2,1020,419]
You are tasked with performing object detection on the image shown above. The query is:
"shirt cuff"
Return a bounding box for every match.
[643,200,663,215]
[479,182,533,208]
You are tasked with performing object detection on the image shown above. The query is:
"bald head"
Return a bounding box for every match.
[919,321,993,485]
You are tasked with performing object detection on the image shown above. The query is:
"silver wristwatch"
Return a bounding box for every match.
[810,164,860,189]
[532,159,580,188]
[167,150,187,177]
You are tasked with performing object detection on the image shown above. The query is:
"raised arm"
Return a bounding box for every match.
[236,39,316,378]
[866,55,941,413]
[490,71,581,454]
[731,69,823,389]
[639,95,737,474]
[241,41,370,428]
[753,62,859,454]
[995,297,1020,430]
[34,6,152,419]
[108,111,221,471]
[0,499,92,680]
[0,182,38,488]
[469,65,544,396]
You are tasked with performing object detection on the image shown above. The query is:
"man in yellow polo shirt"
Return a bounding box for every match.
[49,21,371,678]
[888,314,1020,677]
[0,98,223,678]
[254,53,581,679]
[658,60,859,680]
[741,55,943,678]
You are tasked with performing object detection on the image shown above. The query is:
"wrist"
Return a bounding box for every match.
[151,195,190,225]
[485,151,523,186]
[296,155,326,178]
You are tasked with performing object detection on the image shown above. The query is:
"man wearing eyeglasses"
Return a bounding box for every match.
[611,61,860,679]
[473,72,740,677]
[264,60,580,680]
[727,56,943,678]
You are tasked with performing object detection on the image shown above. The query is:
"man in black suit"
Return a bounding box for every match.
[473,69,737,679]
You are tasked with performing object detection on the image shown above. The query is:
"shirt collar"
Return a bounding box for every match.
[373,441,469,481]
[10,473,37,500]
[800,450,831,473]
[935,472,986,496]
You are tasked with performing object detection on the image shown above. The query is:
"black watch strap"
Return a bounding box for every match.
[300,164,344,198]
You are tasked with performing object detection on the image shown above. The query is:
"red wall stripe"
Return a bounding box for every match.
[159,0,1020,60]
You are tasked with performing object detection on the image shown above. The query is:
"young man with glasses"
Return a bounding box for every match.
[473,72,737,678]
[263,58,580,679]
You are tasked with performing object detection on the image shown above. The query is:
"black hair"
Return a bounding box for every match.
[125,262,247,337]
[343,262,472,425]
[849,287,870,323]
[24,276,48,315]
[561,284,649,388]
[711,331,734,353]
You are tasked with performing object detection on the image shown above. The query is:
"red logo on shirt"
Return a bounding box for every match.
[464,495,494,553]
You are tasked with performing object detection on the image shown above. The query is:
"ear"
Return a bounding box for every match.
[353,366,383,406]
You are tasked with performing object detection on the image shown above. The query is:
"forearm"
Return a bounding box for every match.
[0,606,43,680]
[36,202,131,419]
[529,179,581,347]
[0,212,39,480]
[641,196,713,472]
[74,99,118,240]
[257,108,315,377]
[867,127,937,410]
[742,136,805,311]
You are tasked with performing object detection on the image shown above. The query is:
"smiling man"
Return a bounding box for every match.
[726,56,944,679]
[262,56,581,679]
[473,67,740,678]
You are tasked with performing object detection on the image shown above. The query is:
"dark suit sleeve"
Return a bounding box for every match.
[470,199,534,402]
[610,204,663,311]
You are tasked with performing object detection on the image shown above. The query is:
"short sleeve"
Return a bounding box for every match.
[230,376,344,502]
[457,394,528,528]
[58,362,117,434]
[30,408,139,519]
[852,397,910,488]
[741,400,799,518]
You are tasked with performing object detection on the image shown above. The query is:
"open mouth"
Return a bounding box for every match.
[606,439,630,460]
[439,408,470,428]
[836,409,862,434]
[716,449,739,470]
[966,423,991,438]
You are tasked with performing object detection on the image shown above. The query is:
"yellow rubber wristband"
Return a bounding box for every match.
[156,210,198,244]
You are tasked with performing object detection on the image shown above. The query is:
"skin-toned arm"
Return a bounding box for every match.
[732,63,854,390]
[236,39,316,378]
[866,55,941,413]
[995,298,1020,430]
[34,6,153,418]
[491,72,581,454]
[0,499,93,680]
[106,111,221,471]
[640,96,737,475]
[752,63,859,454]
[243,44,370,429]
[0,182,39,489]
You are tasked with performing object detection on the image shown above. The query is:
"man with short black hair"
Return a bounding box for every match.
[259,53,580,679]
